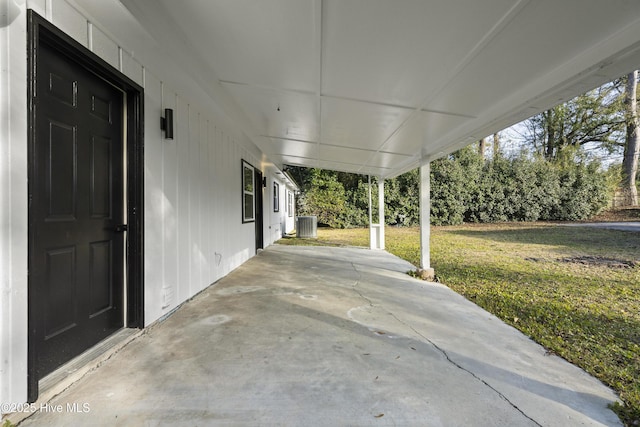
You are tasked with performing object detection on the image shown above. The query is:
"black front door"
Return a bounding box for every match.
[255,169,264,252]
[31,39,125,379]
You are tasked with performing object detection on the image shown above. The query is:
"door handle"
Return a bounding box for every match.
[113,224,128,233]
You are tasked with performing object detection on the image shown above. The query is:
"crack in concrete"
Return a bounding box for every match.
[387,311,543,427]
[349,262,374,308]
[348,262,543,427]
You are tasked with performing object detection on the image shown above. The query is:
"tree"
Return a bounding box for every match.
[385,169,420,226]
[622,70,639,206]
[478,138,487,159]
[296,168,348,228]
[523,83,624,159]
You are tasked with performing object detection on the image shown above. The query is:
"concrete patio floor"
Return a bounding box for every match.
[18,245,621,426]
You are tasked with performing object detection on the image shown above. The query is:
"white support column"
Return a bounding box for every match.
[378,177,385,250]
[367,175,373,224]
[368,175,385,250]
[368,175,375,249]
[419,161,435,279]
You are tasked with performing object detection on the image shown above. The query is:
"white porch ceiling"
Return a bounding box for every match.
[121,0,640,178]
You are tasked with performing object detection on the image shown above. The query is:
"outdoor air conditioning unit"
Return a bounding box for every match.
[296,216,317,238]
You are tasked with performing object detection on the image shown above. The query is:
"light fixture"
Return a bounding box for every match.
[161,108,174,139]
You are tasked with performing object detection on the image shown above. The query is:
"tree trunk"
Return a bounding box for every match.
[545,110,556,159]
[478,138,486,159]
[623,70,639,206]
[493,133,500,159]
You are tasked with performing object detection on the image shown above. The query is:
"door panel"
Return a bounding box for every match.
[90,135,113,218]
[46,121,77,220]
[89,240,113,316]
[32,40,125,379]
[44,247,77,339]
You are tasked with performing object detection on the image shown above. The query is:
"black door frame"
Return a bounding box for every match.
[27,10,145,402]
[255,169,264,252]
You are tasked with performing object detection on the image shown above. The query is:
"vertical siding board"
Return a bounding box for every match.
[213,126,223,282]
[223,133,232,276]
[121,49,144,86]
[91,25,119,69]
[188,107,200,293]
[162,89,178,311]
[199,117,209,289]
[142,71,164,324]
[231,139,240,269]
[212,123,219,280]
[51,0,88,47]
[219,132,227,277]
[27,0,47,17]
[210,123,219,282]
[205,120,215,285]
[176,97,190,304]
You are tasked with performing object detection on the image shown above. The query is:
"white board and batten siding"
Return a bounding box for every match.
[264,165,298,246]
[0,0,280,405]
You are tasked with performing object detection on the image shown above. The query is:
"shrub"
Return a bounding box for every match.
[428,150,611,225]
[293,149,613,228]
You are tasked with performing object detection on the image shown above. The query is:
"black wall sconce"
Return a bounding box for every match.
[161,108,174,139]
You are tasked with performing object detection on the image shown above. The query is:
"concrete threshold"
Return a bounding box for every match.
[5,328,142,426]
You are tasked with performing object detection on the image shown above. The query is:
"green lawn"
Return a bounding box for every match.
[278,223,640,425]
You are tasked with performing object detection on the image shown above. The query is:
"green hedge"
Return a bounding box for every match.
[429,148,612,225]
[294,148,613,228]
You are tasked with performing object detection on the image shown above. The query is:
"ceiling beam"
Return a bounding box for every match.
[220,79,475,119]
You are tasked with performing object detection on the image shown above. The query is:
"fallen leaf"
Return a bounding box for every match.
[374,413,384,418]
[410,347,416,350]
[375,376,379,380]
[395,356,400,359]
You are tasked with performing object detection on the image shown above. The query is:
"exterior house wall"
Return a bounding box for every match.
[284,188,297,234]
[263,166,298,246]
[0,0,272,405]
[266,169,284,246]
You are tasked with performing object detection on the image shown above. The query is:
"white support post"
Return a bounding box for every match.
[368,175,373,225]
[378,177,385,250]
[368,175,375,249]
[368,175,385,250]
[419,161,435,279]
